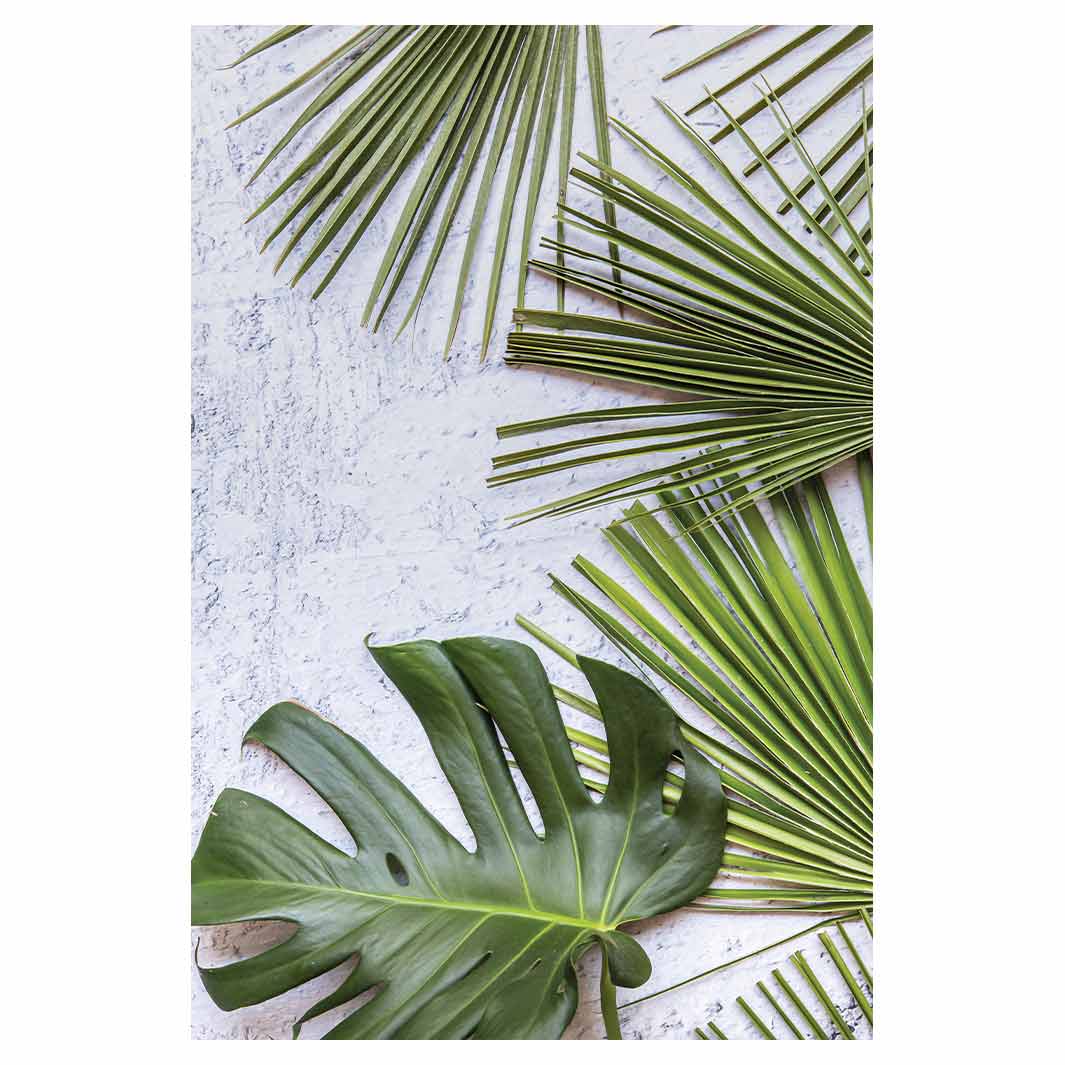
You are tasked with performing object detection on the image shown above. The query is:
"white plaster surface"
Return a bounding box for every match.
[192,24,873,1040]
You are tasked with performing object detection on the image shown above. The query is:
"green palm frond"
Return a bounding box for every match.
[224,25,613,357]
[697,910,872,1039]
[672,26,870,140]
[516,453,873,919]
[662,25,873,224]
[492,82,872,524]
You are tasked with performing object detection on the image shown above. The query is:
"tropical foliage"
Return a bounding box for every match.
[696,909,872,1039]
[517,455,873,918]
[200,27,878,1041]
[191,636,725,1039]
[491,76,872,524]
[225,24,616,356]
[663,24,872,223]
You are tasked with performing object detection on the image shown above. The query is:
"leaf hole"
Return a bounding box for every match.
[385,852,409,886]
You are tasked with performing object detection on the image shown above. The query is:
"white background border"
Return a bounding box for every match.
[3,2,1056,1055]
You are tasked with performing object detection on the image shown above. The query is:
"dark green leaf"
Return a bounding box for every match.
[192,636,725,1039]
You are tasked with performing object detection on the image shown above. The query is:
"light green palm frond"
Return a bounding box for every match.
[697,910,872,1039]
[492,80,872,525]
[516,453,873,919]
[224,25,613,357]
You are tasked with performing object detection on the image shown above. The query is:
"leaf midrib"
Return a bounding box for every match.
[197,877,615,932]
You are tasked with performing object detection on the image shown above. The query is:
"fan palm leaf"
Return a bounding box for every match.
[224,25,616,356]
[491,79,872,524]
[515,453,873,920]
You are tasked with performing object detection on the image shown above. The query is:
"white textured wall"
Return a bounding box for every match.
[192,24,872,1040]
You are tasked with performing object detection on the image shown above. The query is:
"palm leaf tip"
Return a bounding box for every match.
[222,24,312,70]
[709,917,872,1040]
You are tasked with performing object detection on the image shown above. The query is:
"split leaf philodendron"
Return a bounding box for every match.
[191,636,725,1039]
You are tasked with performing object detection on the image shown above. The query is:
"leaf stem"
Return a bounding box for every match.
[600,955,623,1040]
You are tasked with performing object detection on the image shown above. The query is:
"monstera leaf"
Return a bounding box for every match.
[192,636,725,1039]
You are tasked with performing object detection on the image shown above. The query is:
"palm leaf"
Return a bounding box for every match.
[492,84,872,525]
[697,910,872,1039]
[223,25,615,357]
[192,635,725,1039]
[679,24,871,135]
[661,26,769,82]
[515,454,873,921]
[668,24,873,226]
[777,104,873,216]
